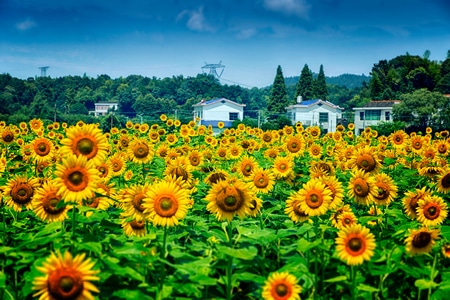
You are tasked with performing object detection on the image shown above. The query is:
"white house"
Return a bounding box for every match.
[353,100,400,135]
[286,97,344,133]
[93,102,118,117]
[192,98,245,128]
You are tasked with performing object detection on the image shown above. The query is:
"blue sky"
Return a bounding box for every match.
[1,0,449,87]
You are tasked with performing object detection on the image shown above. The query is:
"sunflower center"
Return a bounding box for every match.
[154,195,178,217]
[279,163,287,171]
[254,174,269,189]
[36,142,50,155]
[374,185,389,200]
[353,179,370,197]
[412,231,432,248]
[305,191,323,209]
[43,192,65,214]
[133,193,146,212]
[423,203,440,220]
[11,183,34,204]
[216,186,244,212]
[68,171,83,186]
[356,154,376,172]
[347,237,364,254]
[134,143,150,159]
[111,160,122,172]
[171,166,189,181]
[130,219,145,230]
[441,174,450,188]
[275,283,289,297]
[77,138,95,156]
[48,270,84,299]
[2,131,14,143]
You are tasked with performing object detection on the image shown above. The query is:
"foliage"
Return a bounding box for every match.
[393,88,449,128]
[314,64,328,100]
[369,121,406,137]
[260,115,292,130]
[295,64,314,100]
[267,65,290,118]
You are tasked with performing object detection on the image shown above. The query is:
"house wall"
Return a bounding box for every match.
[194,101,244,124]
[94,103,118,117]
[287,105,342,133]
[353,108,393,135]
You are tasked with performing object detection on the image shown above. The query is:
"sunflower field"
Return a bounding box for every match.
[1,117,450,300]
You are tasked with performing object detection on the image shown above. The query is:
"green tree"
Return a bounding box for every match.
[314,64,328,100]
[295,64,314,100]
[393,89,448,129]
[267,65,290,118]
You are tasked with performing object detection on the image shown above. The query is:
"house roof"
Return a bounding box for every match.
[286,99,343,110]
[192,97,245,107]
[353,100,400,110]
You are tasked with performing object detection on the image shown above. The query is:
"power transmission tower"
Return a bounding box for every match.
[202,61,225,79]
[39,66,49,77]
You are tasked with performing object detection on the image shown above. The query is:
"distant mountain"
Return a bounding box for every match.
[285,73,371,89]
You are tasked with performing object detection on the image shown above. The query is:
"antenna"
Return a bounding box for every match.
[39,66,49,77]
[202,61,225,79]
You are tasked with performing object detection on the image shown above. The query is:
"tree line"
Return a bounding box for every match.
[1,50,449,131]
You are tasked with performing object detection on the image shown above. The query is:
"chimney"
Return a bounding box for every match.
[297,96,303,103]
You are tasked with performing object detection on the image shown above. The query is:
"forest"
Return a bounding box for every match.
[0,51,449,131]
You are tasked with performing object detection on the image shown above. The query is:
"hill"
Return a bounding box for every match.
[284,73,371,89]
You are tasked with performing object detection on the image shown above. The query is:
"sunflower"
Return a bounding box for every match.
[143,180,190,227]
[95,161,113,182]
[121,183,152,221]
[437,169,450,194]
[284,135,305,157]
[108,152,127,177]
[31,137,55,162]
[320,176,344,210]
[410,136,425,154]
[204,169,229,185]
[83,182,115,215]
[272,156,294,180]
[347,169,376,206]
[389,130,409,148]
[372,173,398,206]
[293,178,332,217]
[416,195,448,226]
[0,126,16,145]
[402,187,431,219]
[405,227,440,256]
[434,140,449,156]
[54,154,101,204]
[237,155,259,178]
[348,146,381,174]
[32,179,72,223]
[249,167,276,194]
[248,196,263,218]
[3,175,41,212]
[229,144,242,160]
[32,251,99,300]
[117,134,131,150]
[120,212,147,237]
[187,149,203,167]
[308,143,323,159]
[261,271,302,300]
[308,126,321,139]
[60,124,109,166]
[215,147,228,160]
[29,118,44,133]
[335,224,376,266]
[335,211,358,230]
[127,138,154,165]
[285,197,309,223]
[205,177,254,222]
[442,244,450,258]
[164,157,194,186]
[330,205,353,228]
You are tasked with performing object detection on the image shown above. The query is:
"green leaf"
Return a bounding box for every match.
[297,238,321,253]
[77,242,102,254]
[324,275,347,283]
[0,271,6,288]
[216,245,258,260]
[358,283,379,293]
[415,279,438,290]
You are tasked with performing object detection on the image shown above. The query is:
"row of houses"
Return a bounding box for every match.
[93,97,401,135]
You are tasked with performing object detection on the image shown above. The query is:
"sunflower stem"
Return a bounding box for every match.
[350,265,357,300]
[71,206,77,247]
[157,225,168,300]
[225,221,234,300]
[372,203,382,241]
[428,254,437,300]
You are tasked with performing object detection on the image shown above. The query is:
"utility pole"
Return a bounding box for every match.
[258,110,261,129]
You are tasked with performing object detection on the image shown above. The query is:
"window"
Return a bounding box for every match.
[229,112,239,121]
[319,112,328,123]
[359,111,365,120]
[385,111,390,121]
[365,110,381,121]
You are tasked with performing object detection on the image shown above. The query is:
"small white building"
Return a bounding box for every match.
[286,97,344,133]
[353,100,400,135]
[192,98,245,128]
[93,102,118,117]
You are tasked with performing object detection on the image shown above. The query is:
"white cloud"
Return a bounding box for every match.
[16,18,37,31]
[236,28,257,39]
[263,0,311,19]
[177,6,214,32]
